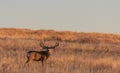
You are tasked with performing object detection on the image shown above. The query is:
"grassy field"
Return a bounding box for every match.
[0,28,120,73]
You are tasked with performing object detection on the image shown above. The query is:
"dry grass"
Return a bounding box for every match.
[0,28,120,73]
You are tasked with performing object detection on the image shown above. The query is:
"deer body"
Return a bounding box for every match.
[25,41,59,66]
[26,50,51,65]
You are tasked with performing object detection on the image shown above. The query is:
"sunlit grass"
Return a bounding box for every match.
[0,28,120,73]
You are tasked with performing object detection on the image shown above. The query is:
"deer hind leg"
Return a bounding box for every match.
[25,59,31,65]
[25,54,34,66]
[23,59,29,67]
[24,58,31,67]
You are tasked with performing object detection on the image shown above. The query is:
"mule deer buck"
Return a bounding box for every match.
[25,41,59,66]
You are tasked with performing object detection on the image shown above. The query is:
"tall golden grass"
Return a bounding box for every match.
[0,28,120,73]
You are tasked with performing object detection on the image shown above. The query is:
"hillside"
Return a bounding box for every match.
[0,28,120,73]
[0,28,120,43]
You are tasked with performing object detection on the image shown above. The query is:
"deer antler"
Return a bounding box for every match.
[40,40,48,49]
[40,41,45,47]
[51,42,59,49]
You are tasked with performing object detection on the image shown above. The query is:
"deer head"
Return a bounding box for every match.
[40,41,59,54]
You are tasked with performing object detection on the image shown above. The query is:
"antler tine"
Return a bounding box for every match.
[56,42,59,47]
[40,40,45,47]
[40,40,50,50]
[53,42,59,48]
